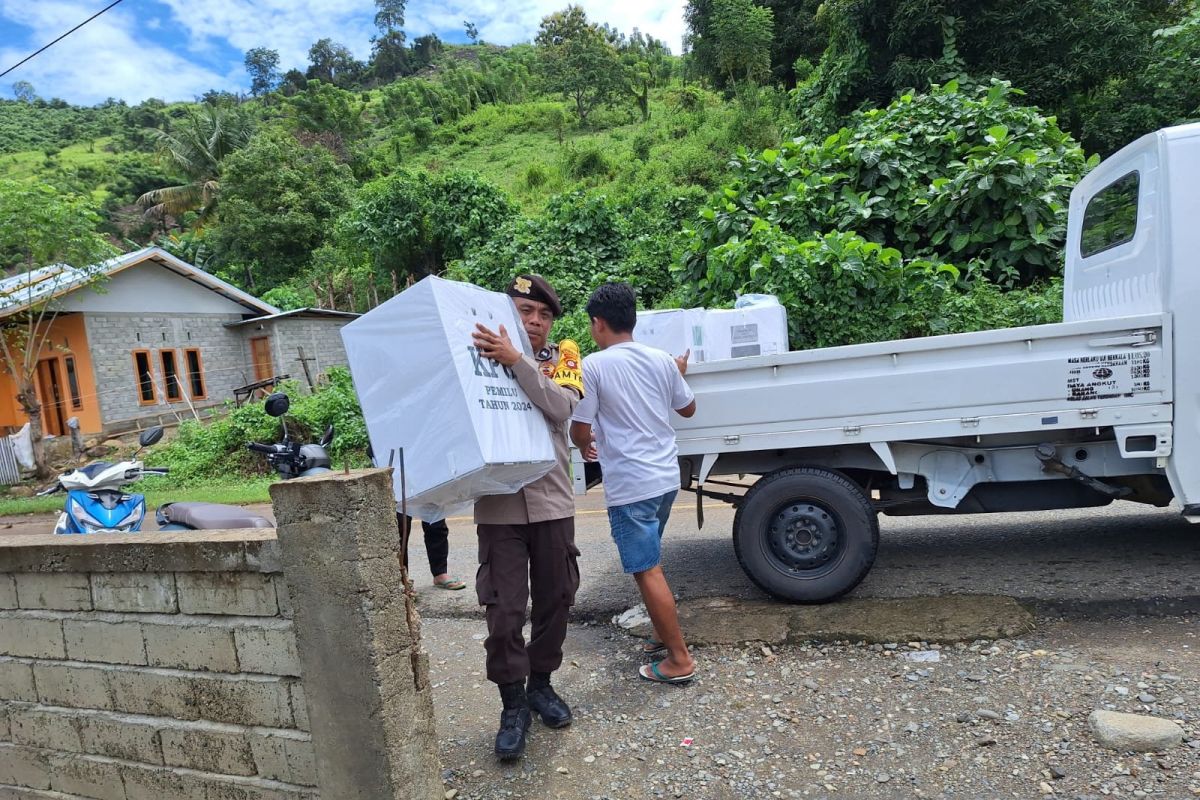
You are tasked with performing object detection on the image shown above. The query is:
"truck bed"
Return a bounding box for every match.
[674,313,1173,467]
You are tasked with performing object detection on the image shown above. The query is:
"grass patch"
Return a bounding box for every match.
[0,477,274,518]
[1,137,119,181]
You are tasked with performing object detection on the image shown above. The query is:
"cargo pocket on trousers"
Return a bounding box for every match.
[476,539,498,607]
[565,542,581,605]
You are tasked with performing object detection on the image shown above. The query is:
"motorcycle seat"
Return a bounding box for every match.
[159,502,274,529]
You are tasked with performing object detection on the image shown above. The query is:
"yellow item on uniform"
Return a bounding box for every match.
[552,339,584,396]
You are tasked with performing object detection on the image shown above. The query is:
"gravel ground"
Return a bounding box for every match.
[425,614,1200,800]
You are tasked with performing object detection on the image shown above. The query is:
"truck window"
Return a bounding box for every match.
[1080,171,1139,258]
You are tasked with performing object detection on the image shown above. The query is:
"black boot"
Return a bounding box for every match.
[495,682,532,760]
[527,672,572,729]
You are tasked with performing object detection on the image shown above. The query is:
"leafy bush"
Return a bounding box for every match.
[561,144,613,181]
[450,188,687,314]
[522,162,550,189]
[678,80,1083,349]
[147,367,367,481]
[684,80,1094,290]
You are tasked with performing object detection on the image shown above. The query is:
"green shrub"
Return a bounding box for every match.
[147,367,368,481]
[683,80,1095,291]
[523,161,550,189]
[410,118,435,148]
[631,128,655,161]
[561,145,613,181]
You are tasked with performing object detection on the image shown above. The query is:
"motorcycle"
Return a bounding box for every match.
[41,426,171,534]
[155,392,333,531]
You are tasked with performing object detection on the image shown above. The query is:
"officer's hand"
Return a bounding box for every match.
[472,323,521,367]
[675,349,690,375]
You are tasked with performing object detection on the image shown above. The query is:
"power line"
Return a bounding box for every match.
[0,0,126,81]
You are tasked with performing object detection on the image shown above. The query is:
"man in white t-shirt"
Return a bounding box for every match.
[570,282,697,684]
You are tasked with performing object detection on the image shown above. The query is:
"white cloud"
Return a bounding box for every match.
[1,0,690,104]
[409,0,689,52]
[152,0,378,73]
[0,0,232,104]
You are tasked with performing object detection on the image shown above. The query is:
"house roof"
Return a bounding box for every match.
[224,308,362,327]
[0,246,279,319]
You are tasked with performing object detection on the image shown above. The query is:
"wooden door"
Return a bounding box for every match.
[250,337,273,383]
[36,358,66,436]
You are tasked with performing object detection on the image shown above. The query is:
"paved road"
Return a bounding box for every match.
[409,489,1200,621]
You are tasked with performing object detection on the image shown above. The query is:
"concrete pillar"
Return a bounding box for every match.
[270,469,442,800]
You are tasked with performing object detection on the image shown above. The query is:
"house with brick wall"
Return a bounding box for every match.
[0,246,359,437]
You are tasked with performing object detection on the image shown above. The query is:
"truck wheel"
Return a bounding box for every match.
[733,466,878,603]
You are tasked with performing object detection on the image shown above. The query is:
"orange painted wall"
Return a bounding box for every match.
[0,314,103,435]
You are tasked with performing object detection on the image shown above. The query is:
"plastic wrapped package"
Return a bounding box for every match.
[633,308,707,363]
[702,301,789,359]
[634,298,789,363]
[8,423,33,470]
[340,276,556,520]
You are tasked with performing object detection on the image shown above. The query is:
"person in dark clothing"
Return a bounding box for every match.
[367,443,466,590]
[470,274,583,761]
[396,514,465,589]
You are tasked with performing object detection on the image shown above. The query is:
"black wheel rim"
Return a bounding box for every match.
[763,499,843,577]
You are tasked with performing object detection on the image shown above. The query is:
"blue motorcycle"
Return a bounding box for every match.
[40,426,169,534]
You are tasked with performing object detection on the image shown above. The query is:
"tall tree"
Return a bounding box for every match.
[11,81,36,103]
[796,0,1185,137]
[535,5,623,123]
[209,130,355,291]
[621,31,672,120]
[137,104,255,225]
[686,0,821,87]
[337,171,515,286]
[710,0,775,85]
[374,0,406,33]
[465,21,480,43]
[370,0,409,81]
[244,47,281,96]
[306,38,363,87]
[0,181,115,476]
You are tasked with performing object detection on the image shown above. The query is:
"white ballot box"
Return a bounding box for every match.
[633,308,707,363]
[702,299,789,360]
[633,297,789,363]
[341,276,555,520]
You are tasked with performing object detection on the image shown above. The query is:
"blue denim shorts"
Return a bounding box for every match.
[606,491,678,574]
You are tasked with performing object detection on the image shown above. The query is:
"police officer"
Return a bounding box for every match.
[471,274,582,761]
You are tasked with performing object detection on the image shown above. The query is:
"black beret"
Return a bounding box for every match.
[505,274,562,318]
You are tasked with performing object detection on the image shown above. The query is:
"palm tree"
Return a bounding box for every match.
[138,104,255,225]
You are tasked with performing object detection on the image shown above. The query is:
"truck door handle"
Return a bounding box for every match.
[1087,331,1157,348]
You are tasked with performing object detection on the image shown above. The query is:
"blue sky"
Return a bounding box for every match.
[0,0,687,105]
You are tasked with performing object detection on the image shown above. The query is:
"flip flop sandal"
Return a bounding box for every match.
[638,661,694,685]
[433,577,467,590]
[641,638,668,656]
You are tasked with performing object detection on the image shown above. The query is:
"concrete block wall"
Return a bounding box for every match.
[250,319,351,393]
[0,531,317,800]
[83,312,253,435]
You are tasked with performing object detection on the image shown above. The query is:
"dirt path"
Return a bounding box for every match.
[424,614,1200,799]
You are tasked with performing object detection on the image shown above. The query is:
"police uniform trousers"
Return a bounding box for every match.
[475,517,580,685]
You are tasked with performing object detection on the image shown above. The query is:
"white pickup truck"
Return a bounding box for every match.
[668,123,1200,603]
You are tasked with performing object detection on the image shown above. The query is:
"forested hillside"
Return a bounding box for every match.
[4,0,1199,353]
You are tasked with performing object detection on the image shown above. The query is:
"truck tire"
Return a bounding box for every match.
[733,466,879,603]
